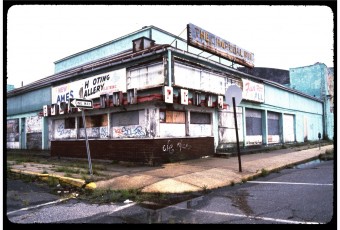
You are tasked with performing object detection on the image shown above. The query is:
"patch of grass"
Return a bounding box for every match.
[64,172,72,177]
[80,188,141,204]
[47,177,59,187]
[20,174,37,183]
[42,170,49,174]
[22,200,30,206]
[201,184,209,193]
[230,180,235,186]
[92,165,107,171]
[260,168,269,177]
[55,166,81,174]
[92,169,103,176]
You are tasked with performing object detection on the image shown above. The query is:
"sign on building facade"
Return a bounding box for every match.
[187,23,254,68]
[51,68,126,104]
[242,79,264,103]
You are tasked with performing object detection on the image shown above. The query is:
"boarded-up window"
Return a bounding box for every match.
[80,114,108,128]
[160,110,185,124]
[267,112,280,135]
[190,112,211,124]
[112,111,139,126]
[246,109,262,136]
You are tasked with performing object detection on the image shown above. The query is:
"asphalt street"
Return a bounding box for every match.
[6,159,334,224]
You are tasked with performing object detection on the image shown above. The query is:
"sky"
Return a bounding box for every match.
[6,5,334,88]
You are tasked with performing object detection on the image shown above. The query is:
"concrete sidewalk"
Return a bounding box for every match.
[9,145,333,193]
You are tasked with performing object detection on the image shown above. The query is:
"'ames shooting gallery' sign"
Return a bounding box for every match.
[187,23,254,68]
[51,68,126,104]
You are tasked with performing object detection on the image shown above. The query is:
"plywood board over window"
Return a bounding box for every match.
[163,111,185,123]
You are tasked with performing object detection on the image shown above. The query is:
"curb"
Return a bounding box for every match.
[9,169,96,190]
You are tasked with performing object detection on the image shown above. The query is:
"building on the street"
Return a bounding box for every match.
[239,63,334,141]
[289,63,334,141]
[6,24,328,164]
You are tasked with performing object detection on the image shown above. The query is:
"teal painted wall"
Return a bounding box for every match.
[54,30,150,73]
[55,26,234,74]
[240,84,323,144]
[7,87,51,116]
[289,63,333,140]
[289,63,327,98]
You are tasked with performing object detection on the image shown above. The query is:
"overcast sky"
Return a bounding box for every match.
[6,5,334,88]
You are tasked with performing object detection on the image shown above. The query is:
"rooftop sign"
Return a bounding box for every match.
[187,23,254,68]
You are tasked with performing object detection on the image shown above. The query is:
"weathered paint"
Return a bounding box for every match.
[7,87,51,116]
[127,63,164,90]
[54,119,77,139]
[189,124,212,136]
[283,114,295,142]
[7,119,20,149]
[160,123,186,137]
[54,30,151,73]
[289,63,333,140]
[218,106,244,147]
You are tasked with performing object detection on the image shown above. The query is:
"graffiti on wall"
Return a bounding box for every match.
[113,125,146,138]
[100,127,108,138]
[27,116,43,133]
[54,119,77,139]
[162,139,192,154]
[7,119,19,142]
[79,126,108,139]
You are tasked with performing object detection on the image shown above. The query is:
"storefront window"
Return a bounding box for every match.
[190,112,211,124]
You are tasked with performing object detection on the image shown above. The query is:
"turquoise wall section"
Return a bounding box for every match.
[289,63,333,140]
[55,26,235,74]
[7,87,51,116]
[54,30,150,73]
[289,63,327,98]
[240,84,323,144]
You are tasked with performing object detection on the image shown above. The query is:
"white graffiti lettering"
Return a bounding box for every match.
[162,140,192,154]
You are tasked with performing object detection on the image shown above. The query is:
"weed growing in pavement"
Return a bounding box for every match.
[79,188,141,204]
[260,168,269,177]
[47,177,59,187]
[64,172,72,177]
[55,166,81,174]
[230,180,235,186]
[20,174,37,183]
[201,184,209,193]
[241,178,247,183]
[22,199,30,206]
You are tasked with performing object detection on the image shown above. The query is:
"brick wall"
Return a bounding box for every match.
[51,137,214,164]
